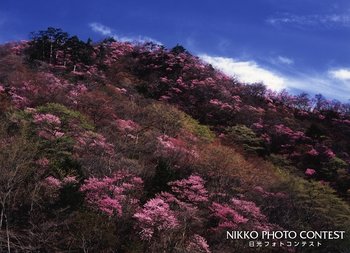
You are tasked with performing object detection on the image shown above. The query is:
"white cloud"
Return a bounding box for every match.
[329,68,350,81]
[277,56,294,65]
[200,54,350,101]
[267,13,350,28]
[89,22,112,36]
[200,54,287,90]
[89,22,162,44]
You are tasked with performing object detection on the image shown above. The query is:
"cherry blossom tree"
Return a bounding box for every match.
[80,171,143,216]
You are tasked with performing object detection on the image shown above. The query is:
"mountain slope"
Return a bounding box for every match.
[0,28,349,253]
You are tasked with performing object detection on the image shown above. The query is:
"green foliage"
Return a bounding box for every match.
[50,153,82,176]
[320,157,350,194]
[225,125,265,154]
[180,114,214,142]
[142,103,183,135]
[268,172,350,252]
[37,103,94,130]
[320,157,348,181]
[7,110,36,140]
[268,154,299,174]
[142,102,214,141]
[10,105,88,179]
[328,157,347,171]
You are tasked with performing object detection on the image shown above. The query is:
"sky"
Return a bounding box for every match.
[1,0,350,101]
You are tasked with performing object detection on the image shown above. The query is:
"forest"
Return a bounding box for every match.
[0,27,349,252]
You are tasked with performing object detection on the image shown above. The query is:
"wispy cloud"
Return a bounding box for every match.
[267,13,350,28]
[89,22,162,44]
[268,56,295,66]
[200,54,350,101]
[200,54,286,90]
[276,56,294,65]
[90,22,112,36]
[329,68,350,81]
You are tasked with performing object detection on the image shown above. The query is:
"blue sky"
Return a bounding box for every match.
[1,0,350,101]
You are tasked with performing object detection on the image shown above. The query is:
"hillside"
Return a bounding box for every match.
[0,27,349,253]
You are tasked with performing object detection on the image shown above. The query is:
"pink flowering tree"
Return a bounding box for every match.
[157,134,198,164]
[40,175,78,202]
[80,171,143,217]
[209,202,248,230]
[167,175,209,204]
[115,119,140,133]
[210,197,277,232]
[32,113,65,140]
[305,168,316,177]
[133,174,211,251]
[75,131,114,156]
[74,130,115,174]
[115,119,141,141]
[133,197,178,241]
[186,234,211,253]
[160,175,209,229]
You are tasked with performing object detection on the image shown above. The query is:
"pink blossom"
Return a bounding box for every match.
[171,87,182,93]
[54,131,65,138]
[305,168,316,176]
[114,87,127,94]
[252,122,264,129]
[80,171,143,217]
[98,197,123,216]
[0,85,4,93]
[38,130,53,140]
[168,175,209,204]
[186,234,211,253]
[100,41,134,66]
[133,197,179,240]
[160,77,169,83]
[324,149,336,158]
[254,186,287,198]
[159,95,171,101]
[230,198,265,220]
[157,134,198,158]
[297,110,309,116]
[33,113,61,125]
[307,149,319,156]
[232,95,242,104]
[116,119,140,132]
[62,176,78,185]
[342,119,350,125]
[209,98,240,111]
[68,84,88,104]
[10,93,29,108]
[274,124,305,140]
[75,131,115,156]
[36,158,50,167]
[261,133,271,144]
[24,107,37,113]
[210,202,248,229]
[44,176,62,189]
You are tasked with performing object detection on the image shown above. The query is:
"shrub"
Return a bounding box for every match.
[223,125,265,155]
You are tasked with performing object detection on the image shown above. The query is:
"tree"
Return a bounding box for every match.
[171,44,188,54]
[27,27,69,64]
[65,36,94,70]
[26,28,94,71]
